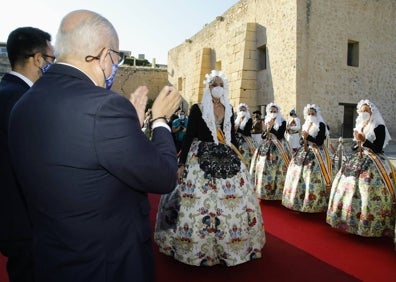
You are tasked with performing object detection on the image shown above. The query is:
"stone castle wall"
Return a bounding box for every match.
[167,0,299,114]
[111,66,168,101]
[296,0,396,136]
[167,0,396,137]
[1,0,395,137]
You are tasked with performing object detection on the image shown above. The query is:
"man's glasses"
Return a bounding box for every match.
[85,48,124,66]
[42,54,56,63]
[25,53,56,63]
[109,49,124,66]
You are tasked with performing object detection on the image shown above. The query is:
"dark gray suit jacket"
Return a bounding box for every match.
[9,64,177,282]
[0,73,32,246]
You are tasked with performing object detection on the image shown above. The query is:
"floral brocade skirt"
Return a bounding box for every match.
[326,151,395,237]
[235,133,258,166]
[154,140,266,266]
[282,145,331,213]
[250,138,291,200]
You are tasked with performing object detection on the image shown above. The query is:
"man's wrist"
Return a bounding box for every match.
[150,116,167,123]
[150,116,170,132]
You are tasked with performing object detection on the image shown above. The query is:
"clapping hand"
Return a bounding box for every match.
[130,86,149,127]
[151,86,181,120]
[353,130,365,142]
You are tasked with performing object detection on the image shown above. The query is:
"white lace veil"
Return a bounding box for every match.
[264,102,285,131]
[235,103,251,130]
[354,99,391,148]
[302,104,329,138]
[201,70,232,145]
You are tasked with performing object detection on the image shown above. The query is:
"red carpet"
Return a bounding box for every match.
[1,194,395,282]
[152,232,360,282]
[260,201,396,282]
[0,255,6,282]
[149,195,395,282]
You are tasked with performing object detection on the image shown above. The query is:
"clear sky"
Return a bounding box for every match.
[0,0,239,64]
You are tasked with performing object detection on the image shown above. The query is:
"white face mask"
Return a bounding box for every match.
[269,112,277,119]
[239,111,246,117]
[306,115,317,123]
[359,112,371,121]
[179,115,185,119]
[211,86,224,99]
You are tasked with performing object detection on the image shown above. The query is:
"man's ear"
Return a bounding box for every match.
[33,53,44,68]
[98,47,110,70]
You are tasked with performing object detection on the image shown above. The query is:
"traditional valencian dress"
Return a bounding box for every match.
[154,71,265,266]
[250,103,291,200]
[234,103,257,166]
[327,100,395,237]
[285,111,301,152]
[251,115,263,145]
[282,104,332,213]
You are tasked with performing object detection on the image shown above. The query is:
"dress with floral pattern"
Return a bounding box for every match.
[326,148,395,237]
[250,134,291,200]
[154,140,266,266]
[235,117,256,166]
[282,143,332,213]
[236,132,257,166]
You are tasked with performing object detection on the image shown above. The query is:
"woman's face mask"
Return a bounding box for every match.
[268,112,277,119]
[306,115,318,123]
[211,86,224,99]
[359,111,371,121]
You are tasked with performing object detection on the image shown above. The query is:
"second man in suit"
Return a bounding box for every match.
[0,26,54,282]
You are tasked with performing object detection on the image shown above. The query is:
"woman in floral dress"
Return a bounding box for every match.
[249,103,291,200]
[285,109,301,153]
[282,104,332,212]
[234,103,257,165]
[154,70,265,267]
[327,99,395,237]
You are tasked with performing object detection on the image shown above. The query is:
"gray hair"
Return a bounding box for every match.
[55,10,119,61]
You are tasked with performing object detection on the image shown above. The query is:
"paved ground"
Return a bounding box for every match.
[329,138,396,167]
[384,140,396,161]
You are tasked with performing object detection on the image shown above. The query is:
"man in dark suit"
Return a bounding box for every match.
[8,10,181,282]
[0,26,54,282]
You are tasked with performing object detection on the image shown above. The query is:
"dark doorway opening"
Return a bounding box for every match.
[339,103,357,138]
